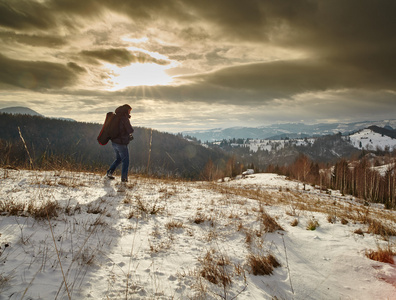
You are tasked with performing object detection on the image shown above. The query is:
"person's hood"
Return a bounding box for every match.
[115,105,131,118]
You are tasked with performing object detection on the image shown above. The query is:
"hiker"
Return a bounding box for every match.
[106,104,134,182]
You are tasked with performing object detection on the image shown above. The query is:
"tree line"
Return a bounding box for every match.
[267,153,396,209]
[0,113,228,180]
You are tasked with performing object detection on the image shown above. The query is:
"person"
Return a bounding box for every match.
[106,104,134,183]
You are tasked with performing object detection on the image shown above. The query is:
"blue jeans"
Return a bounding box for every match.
[107,142,129,181]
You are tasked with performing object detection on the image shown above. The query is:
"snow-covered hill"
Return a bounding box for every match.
[0,169,395,299]
[348,128,396,151]
[224,127,396,154]
[183,120,396,142]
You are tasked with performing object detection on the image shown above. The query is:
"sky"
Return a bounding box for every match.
[0,0,396,133]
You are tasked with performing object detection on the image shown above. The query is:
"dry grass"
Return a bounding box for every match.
[135,195,164,215]
[198,250,232,286]
[247,253,280,276]
[253,205,284,233]
[0,273,12,292]
[327,213,337,224]
[0,199,26,216]
[340,217,349,225]
[306,217,319,231]
[192,211,213,225]
[354,228,364,235]
[366,218,396,240]
[365,246,395,264]
[27,200,60,220]
[86,204,104,215]
[290,219,299,227]
[165,219,184,230]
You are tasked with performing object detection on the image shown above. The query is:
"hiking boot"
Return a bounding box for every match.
[106,172,115,180]
[117,182,126,193]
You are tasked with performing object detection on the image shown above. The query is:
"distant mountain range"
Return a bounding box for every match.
[0,106,75,122]
[182,120,396,142]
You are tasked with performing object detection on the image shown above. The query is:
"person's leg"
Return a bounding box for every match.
[118,145,129,182]
[107,143,122,176]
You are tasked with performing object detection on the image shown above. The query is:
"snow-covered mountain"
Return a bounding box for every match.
[183,120,396,142]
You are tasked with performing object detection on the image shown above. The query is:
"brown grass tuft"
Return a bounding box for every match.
[259,211,284,232]
[199,250,232,286]
[354,228,364,235]
[0,200,26,216]
[365,246,395,264]
[367,218,396,239]
[247,253,280,276]
[306,217,319,231]
[28,200,60,220]
[165,219,184,230]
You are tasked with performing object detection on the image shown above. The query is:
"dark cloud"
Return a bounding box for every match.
[0,53,79,90]
[0,31,66,47]
[117,56,394,106]
[67,62,87,73]
[80,48,170,67]
[1,0,395,130]
[192,59,387,98]
[179,27,210,42]
[0,0,54,30]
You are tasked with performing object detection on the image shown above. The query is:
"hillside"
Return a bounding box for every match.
[183,120,396,142]
[209,127,396,171]
[348,128,396,151]
[0,169,395,299]
[0,113,226,179]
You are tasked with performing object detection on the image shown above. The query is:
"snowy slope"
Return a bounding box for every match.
[348,129,396,151]
[241,138,314,153]
[0,169,395,299]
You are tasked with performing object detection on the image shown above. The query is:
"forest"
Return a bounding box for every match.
[0,113,227,180]
[267,153,396,209]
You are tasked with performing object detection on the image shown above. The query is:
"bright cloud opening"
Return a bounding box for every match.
[108,63,173,90]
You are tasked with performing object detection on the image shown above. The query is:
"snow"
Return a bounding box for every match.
[240,139,315,153]
[348,129,396,151]
[1,169,395,299]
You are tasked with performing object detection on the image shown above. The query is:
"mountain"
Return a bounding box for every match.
[0,106,76,121]
[182,120,396,142]
[0,106,43,116]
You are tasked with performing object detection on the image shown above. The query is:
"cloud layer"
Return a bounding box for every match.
[1,0,395,131]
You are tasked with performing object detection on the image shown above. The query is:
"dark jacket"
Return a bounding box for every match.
[111,105,134,145]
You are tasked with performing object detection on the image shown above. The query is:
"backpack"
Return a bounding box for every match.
[97,112,120,145]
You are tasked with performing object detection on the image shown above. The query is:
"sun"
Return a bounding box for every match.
[107,62,173,90]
